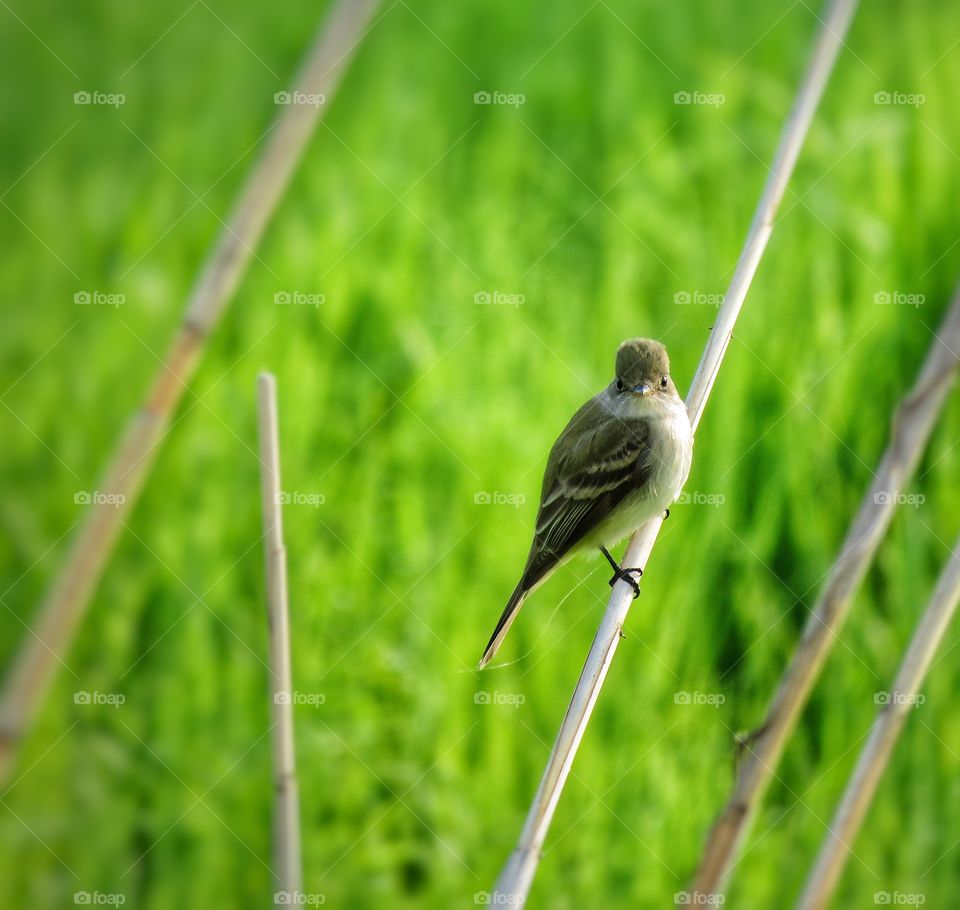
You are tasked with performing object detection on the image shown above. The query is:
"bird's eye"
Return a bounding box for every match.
[660,376,668,389]
[615,378,624,392]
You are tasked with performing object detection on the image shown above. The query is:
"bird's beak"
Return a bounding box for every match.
[631,383,651,397]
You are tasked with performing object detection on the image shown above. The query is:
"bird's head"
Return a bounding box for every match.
[613,338,677,400]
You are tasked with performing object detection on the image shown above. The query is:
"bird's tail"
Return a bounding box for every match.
[478,579,530,669]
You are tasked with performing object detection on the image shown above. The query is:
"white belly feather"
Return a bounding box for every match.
[589,395,693,550]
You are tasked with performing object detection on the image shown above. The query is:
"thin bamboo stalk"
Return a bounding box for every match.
[796,534,960,910]
[492,0,860,901]
[257,373,302,900]
[0,0,381,786]
[690,287,960,899]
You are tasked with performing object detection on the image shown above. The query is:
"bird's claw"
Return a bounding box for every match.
[608,566,642,597]
[599,545,642,597]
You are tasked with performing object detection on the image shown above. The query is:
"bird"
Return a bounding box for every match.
[479,338,693,668]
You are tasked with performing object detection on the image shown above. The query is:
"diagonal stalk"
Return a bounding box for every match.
[493,0,861,901]
[0,0,382,786]
[795,531,960,910]
[691,286,960,899]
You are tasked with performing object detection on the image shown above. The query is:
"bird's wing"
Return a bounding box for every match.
[480,397,657,668]
[523,397,657,582]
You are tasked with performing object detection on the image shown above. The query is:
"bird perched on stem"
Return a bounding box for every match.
[479,338,693,668]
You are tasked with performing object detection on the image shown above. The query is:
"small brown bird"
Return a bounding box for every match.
[479,338,693,668]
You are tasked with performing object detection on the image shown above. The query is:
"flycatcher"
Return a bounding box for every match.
[479,338,693,668]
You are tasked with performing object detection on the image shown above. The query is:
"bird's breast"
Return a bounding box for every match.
[652,402,693,504]
[591,401,693,549]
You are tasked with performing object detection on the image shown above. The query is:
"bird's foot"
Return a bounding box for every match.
[663,508,670,520]
[611,568,642,598]
[599,546,642,598]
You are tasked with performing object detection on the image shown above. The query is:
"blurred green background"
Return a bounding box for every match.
[2,0,959,907]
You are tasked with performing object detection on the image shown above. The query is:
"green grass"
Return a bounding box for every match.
[2,0,960,906]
